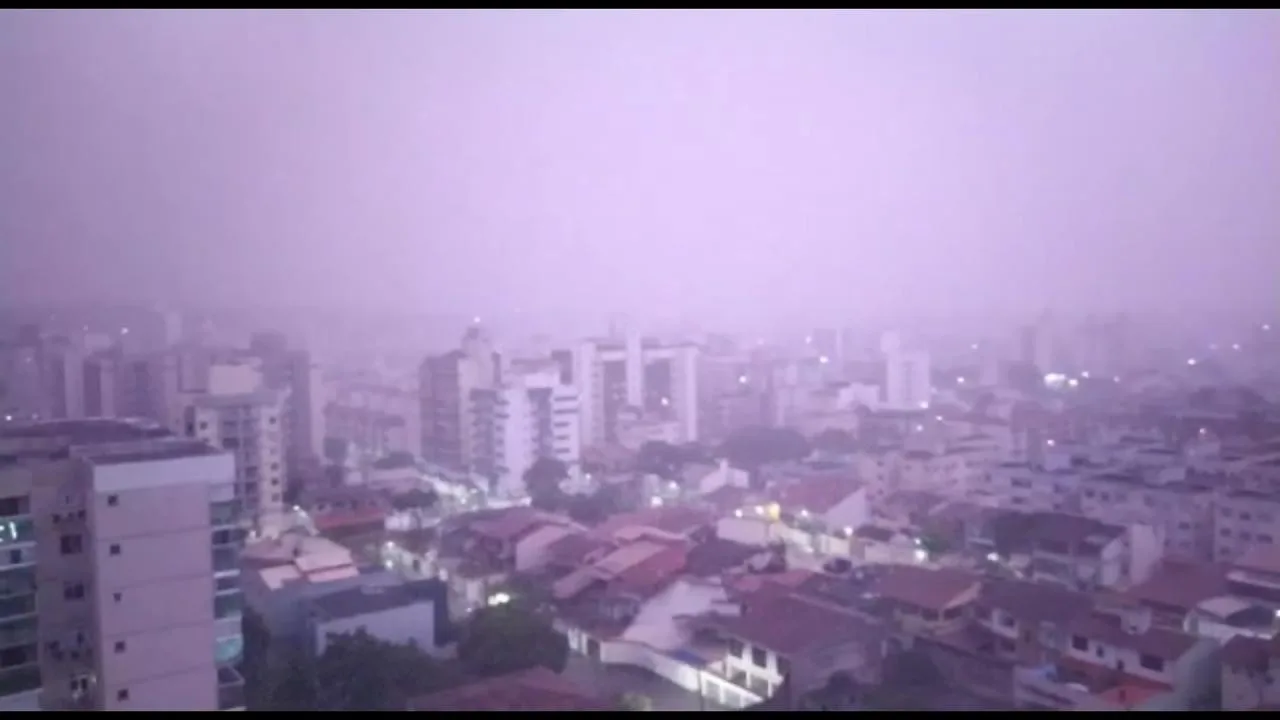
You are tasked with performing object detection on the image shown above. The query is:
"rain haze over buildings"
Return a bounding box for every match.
[0,9,1278,713]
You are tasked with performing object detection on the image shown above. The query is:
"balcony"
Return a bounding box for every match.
[217,666,245,711]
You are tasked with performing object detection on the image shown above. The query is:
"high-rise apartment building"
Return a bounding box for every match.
[884,349,932,411]
[248,333,326,475]
[470,363,580,496]
[0,419,244,711]
[183,390,288,535]
[418,326,501,473]
[566,332,699,448]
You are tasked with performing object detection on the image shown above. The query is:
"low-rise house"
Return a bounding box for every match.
[693,583,886,709]
[767,474,869,556]
[1014,602,1219,711]
[1122,557,1230,629]
[435,507,566,612]
[964,509,1163,592]
[973,578,1093,666]
[1215,490,1280,563]
[306,579,450,657]
[1221,634,1280,710]
[851,524,921,565]
[1223,543,1280,608]
[1183,595,1277,645]
[872,565,980,635]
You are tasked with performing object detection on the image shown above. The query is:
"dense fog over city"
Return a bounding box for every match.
[2,10,1278,325]
[1,9,1279,715]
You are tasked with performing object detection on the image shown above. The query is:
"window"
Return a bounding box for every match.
[998,612,1015,628]
[728,639,744,658]
[60,534,83,556]
[113,592,122,603]
[776,656,790,677]
[107,495,119,507]
[114,640,126,653]
[1071,635,1089,651]
[1139,654,1165,672]
[109,544,121,556]
[63,583,86,601]
[117,689,129,702]
[751,647,768,668]
[8,549,21,564]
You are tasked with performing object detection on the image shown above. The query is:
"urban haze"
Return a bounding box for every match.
[0,9,1278,714]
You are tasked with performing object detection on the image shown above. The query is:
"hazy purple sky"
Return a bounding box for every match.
[2,11,1277,321]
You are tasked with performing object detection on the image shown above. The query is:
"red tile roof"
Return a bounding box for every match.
[1069,612,1199,661]
[978,578,1093,626]
[1122,558,1229,613]
[700,485,751,514]
[407,666,611,711]
[1222,634,1278,672]
[874,565,979,611]
[612,542,688,595]
[470,507,549,541]
[543,531,612,567]
[772,474,860,515]
[708,590,881,657]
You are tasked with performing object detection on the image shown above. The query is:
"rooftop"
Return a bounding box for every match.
[407,666,610,712]
[706,589,882,657]
[874,565,979,611]
[1123,558,1230,613]
[0,418,171,446]
[310,578,447,622]
[978,578,1093,626]
[78,438,223,466]
[683,537,761,578]
[1070,612,1199,661]
[771,474,860,515]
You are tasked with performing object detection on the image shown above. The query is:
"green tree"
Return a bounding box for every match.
[812,428,859,455]
[458,603,568,679]
[918,532,951,557]
[864,648,944,710]
[314,629,459,710]
[636,440,684,478]
[721,426,811,472]
[523,457,570,510]
[799,671,861,711]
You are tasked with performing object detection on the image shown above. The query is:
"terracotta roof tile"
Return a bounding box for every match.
[1123,558,1229,613]
[874,565,979,611]
[1222,634,1276,672]
[709,590,881,657]
[772,474,860,515]
[1069,612,1199,661]
[978,578,1093,625]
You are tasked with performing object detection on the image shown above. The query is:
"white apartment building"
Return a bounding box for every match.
[184,389,288,535]
[419,326,500,472]
[1214,490,1280,563]
[1077,471,1216,561]
[884,349,932,411]
[471,365,580,497]
[0,419,244,711]
[569,333,699,448]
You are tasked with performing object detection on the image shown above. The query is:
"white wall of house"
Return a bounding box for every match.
[312,599,440,657]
